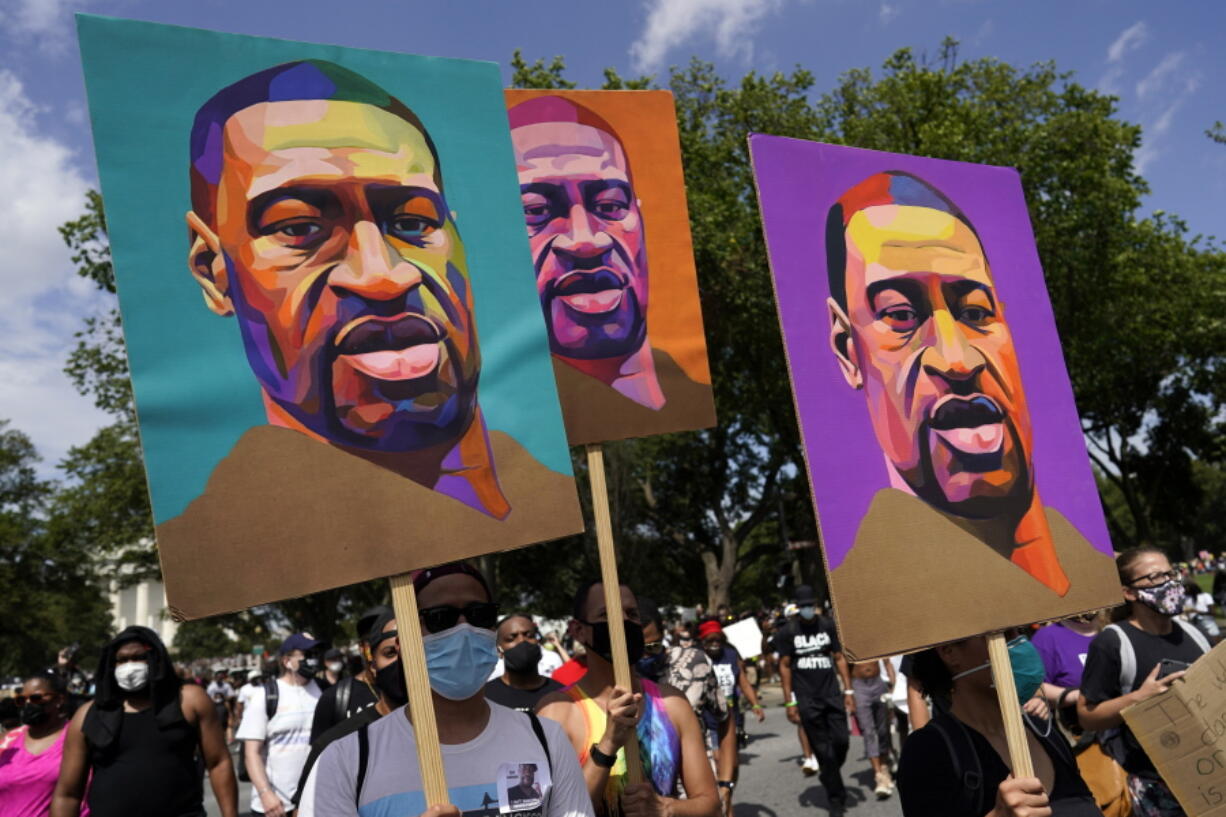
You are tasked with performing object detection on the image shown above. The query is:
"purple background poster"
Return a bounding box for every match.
[750,135,1113,574]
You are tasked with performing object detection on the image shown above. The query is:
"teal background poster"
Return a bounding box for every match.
[78,15,574,527]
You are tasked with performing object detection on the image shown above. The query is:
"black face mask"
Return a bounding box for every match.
[20,702,51,727]
[503,641,542,675]
[297,656,321,680]
[583,621,645,664]
[635,652,666,681]
[375,660,409,708]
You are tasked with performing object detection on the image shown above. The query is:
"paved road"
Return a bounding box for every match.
[207,683,906,817]
[734,684,904,817]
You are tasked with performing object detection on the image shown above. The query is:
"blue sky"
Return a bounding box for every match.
[1,0,1222,476]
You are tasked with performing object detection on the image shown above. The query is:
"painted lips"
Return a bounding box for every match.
[929,395,1005,456]
[334,314,443,381]
[552,268,627,315]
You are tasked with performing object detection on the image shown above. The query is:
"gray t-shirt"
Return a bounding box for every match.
[299,702,593,817]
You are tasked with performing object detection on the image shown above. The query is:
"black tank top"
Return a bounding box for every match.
[87,707,204,817]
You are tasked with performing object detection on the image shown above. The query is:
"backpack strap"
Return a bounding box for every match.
[335,676,353,721]
[356,722,370,806]
[1175,617,1212,655]
[527,711,553,777]
[1103,624,1137,692]
[930,715,984,816]
[264,677,280,721]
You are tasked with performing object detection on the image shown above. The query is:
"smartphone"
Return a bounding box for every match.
[1157,658,1190,680]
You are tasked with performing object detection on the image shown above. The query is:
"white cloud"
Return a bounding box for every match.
[630,0,787,75]
[1136,52,1184,100]
[879,3,900,25]
[0,70,110,473]
[1107,21,1148,64]
[971,19,994,46]
[0,0,108,52]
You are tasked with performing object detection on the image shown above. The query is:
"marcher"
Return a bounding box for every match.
[299,562,594,817]
[897,635,1099,816]
[234,668,263,728]
[777,585,853,817]
[236,632,324,815]
[309,609,385,743]
[51,626,238,817]
[293,607,405,809]
[848,657,897,799]
[538,581,719,817]
[1079,546,1211,816]
[206,667,236,742]
[320,649,347,691]
[697,619,764,816]
[484,613,564,712]
[0,673,85,816]
[1032,614,1100,727]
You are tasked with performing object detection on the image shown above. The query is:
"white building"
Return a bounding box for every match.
[109,577,178,647]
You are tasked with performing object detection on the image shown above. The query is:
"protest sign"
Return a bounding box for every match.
[749,135,1121,662]
[505,90,716,446]
[1124,640,1226,815]
[77,16,583,622]
[79,16,587,805]
[724,617,764,661]
[503,89,721,781]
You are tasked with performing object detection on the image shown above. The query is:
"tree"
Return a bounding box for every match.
[0,420,113,677]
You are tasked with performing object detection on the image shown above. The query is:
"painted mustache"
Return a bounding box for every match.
[929,395,1003,429]
[550,268,628,297]
[334,313,442,355]
[929,395,1005,456]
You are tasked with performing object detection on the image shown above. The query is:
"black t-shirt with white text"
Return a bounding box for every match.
[1080,621,1209,778]
[778,616,841,704]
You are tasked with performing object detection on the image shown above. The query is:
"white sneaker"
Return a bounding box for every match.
[802,755,819,776]
[875,770,893,799]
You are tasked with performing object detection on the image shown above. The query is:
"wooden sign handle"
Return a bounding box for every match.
[586,443,645,785]
[987,632,1034,778]
[389,572,451,806]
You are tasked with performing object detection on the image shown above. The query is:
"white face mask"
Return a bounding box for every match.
[115,661,150,692]
[326,661,344,674]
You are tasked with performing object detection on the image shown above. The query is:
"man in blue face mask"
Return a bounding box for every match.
[299,562,595,817]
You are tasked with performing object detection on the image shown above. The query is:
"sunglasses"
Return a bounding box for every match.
[13,694,54,705]
[419,602,500,634]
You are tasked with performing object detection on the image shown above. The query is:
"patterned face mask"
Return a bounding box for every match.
[1133,579,1186,617]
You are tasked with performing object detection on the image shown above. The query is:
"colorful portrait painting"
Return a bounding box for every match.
[505,90,717,445]
[78,17,582,619]
[750,136,1121,659]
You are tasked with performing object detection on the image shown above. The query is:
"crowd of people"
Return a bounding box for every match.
[0,549,1222,816]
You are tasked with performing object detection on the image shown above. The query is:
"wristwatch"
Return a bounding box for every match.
[589,743,617,768]
[843,689,855,696]
[718,780,735,790]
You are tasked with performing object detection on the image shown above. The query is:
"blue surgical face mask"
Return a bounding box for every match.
[951,637,1046,705]
[799,605,816,621]
[422,623,499,701]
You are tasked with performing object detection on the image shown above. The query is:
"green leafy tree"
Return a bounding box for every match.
[0,420,113,677]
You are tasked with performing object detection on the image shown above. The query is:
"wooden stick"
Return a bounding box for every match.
[389,572,451,806]
[987,632,1034,778]
[586,443,645,784]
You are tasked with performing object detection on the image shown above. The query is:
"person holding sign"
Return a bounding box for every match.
[299,563,592,817]
[1078,547,1211,816]
[897,635,1099,816]
[776,586,854,817]
[538,581,719,817]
